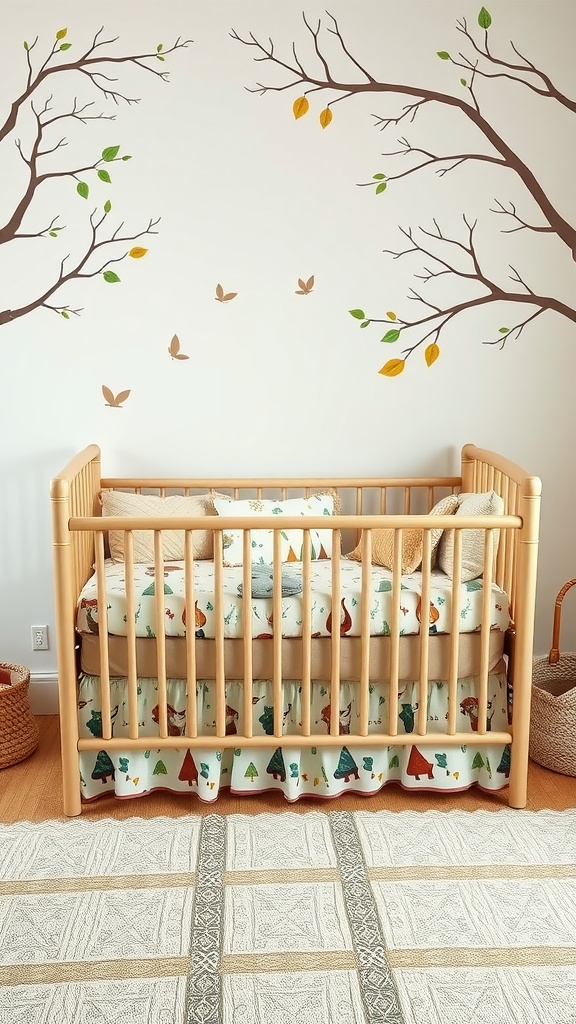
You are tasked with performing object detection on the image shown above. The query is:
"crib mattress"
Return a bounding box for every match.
[76,558,511,640]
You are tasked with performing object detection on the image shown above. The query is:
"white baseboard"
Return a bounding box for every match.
[30,672,59,715]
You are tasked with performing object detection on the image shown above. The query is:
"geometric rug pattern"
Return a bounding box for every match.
[1,810,575,1023]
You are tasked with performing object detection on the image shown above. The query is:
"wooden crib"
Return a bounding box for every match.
[50,444,541,816]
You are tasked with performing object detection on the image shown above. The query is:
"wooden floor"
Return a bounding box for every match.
[1,716,576,823]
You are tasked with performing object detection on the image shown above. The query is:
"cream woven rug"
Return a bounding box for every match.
[1,810,575,1024]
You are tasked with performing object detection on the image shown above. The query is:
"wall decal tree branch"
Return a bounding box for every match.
[232,8,576,376]
[0,26,191,328]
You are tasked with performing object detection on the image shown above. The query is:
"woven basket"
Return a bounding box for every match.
[0,663,40,770]
[530,580,576,777]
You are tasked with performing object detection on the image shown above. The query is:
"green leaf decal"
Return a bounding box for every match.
[360,321,370,328]
[375,181,387,194]
[349,309,366,320]
[478,7,492,29]
[59,43,72,50]
[102,145,120,162]
[103,270,120,283]
[121,155,132,161]
[437,50,451,60]
[460,78,467,86]
[49,231,58,237]
[381,329,400,343]
[77,181,89,199]
[157,43,163,52]
[61,310,70,319]
[372,173,385,180]
[23,41,29,50]
[156,53,165,61]
[104,199,112,214]
[498,327,509,333]
[97,169,111,183]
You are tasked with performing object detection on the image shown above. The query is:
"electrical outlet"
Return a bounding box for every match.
[31,625,49,651]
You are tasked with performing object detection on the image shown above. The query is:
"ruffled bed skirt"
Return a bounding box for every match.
[78,668,511,803]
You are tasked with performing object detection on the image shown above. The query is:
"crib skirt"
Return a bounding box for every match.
[77,667,511,802]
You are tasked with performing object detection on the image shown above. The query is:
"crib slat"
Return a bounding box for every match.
[184,531,198,739]
[329,531,342,738]
[273,530,283,739]
[301,530,312,737]
[447,530,462,735]
[417,530,432,736]
[153,532,168,739]
[477,529,495,735]
[359,529,371,735]
[95,531,112,741]
[124,531,139,741]
[387,528,402,736]
[214,531,225,738]
[242,531,253,739]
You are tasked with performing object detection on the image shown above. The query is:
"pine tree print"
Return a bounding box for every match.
[178,749,198,786]
[406,746,434,781]
[245,762,258,782]
[399,704,415,733]
[471,751,485,770]
[497,745,511,778]
[91,750,115,784]
[266,747,286,781]
[153,760,168,776]
[333,746,359,782]
[388,754,400,769]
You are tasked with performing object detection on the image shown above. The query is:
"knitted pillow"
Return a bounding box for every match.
[213,494,336,566]
[101,490,226,562]
[437,490,504,582]
[345,493,459,573]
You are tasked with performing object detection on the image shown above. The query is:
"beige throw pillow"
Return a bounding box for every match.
[345,493,459,573]
[101,490,223,562]
[437,490,505,582]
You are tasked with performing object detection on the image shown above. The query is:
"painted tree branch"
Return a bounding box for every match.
[231,11,576,257]
[352,217,576,371]
[0,213,160,325]
[1,25,190,329]
[451,16,576,114]
[1,28,192,143]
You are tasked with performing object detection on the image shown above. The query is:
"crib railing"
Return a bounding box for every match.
[51,443,541,815]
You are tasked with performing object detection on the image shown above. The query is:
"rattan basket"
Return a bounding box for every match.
[0,663,40,770]
[530,580,576,777]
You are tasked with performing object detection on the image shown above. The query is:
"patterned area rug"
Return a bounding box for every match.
[0,810,575,1023]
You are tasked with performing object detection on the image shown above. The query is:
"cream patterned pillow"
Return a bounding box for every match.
[101,491,224,562]
[213,494,336,565]
[437,490,504,582]
[345,493,458,572]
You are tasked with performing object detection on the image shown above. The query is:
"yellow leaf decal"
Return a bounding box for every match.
[129,247,148,259]
[425,342,440,367]
[215,283,224,300]
[102,385,115,405]
[56,27,67,39]
[386,311,397,321]
[378,359,405,378]
[319,107,332,129]
[293,96,310,120]
[215,284,237,302]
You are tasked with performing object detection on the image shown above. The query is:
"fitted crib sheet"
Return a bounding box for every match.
[76,558,511,639]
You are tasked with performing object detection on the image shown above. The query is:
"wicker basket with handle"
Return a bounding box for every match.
[0,663,40,770]
[530,580,576,777]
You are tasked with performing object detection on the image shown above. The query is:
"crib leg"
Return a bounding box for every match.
[508,748,528,809]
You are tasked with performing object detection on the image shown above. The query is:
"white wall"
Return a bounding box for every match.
[1,0,575,710]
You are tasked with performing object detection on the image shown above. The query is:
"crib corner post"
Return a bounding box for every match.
[507,477,542,811]
[51,478,82,818]
[460,444,475,492]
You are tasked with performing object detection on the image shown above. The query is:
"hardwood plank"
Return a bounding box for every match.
[1,717,575,824]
